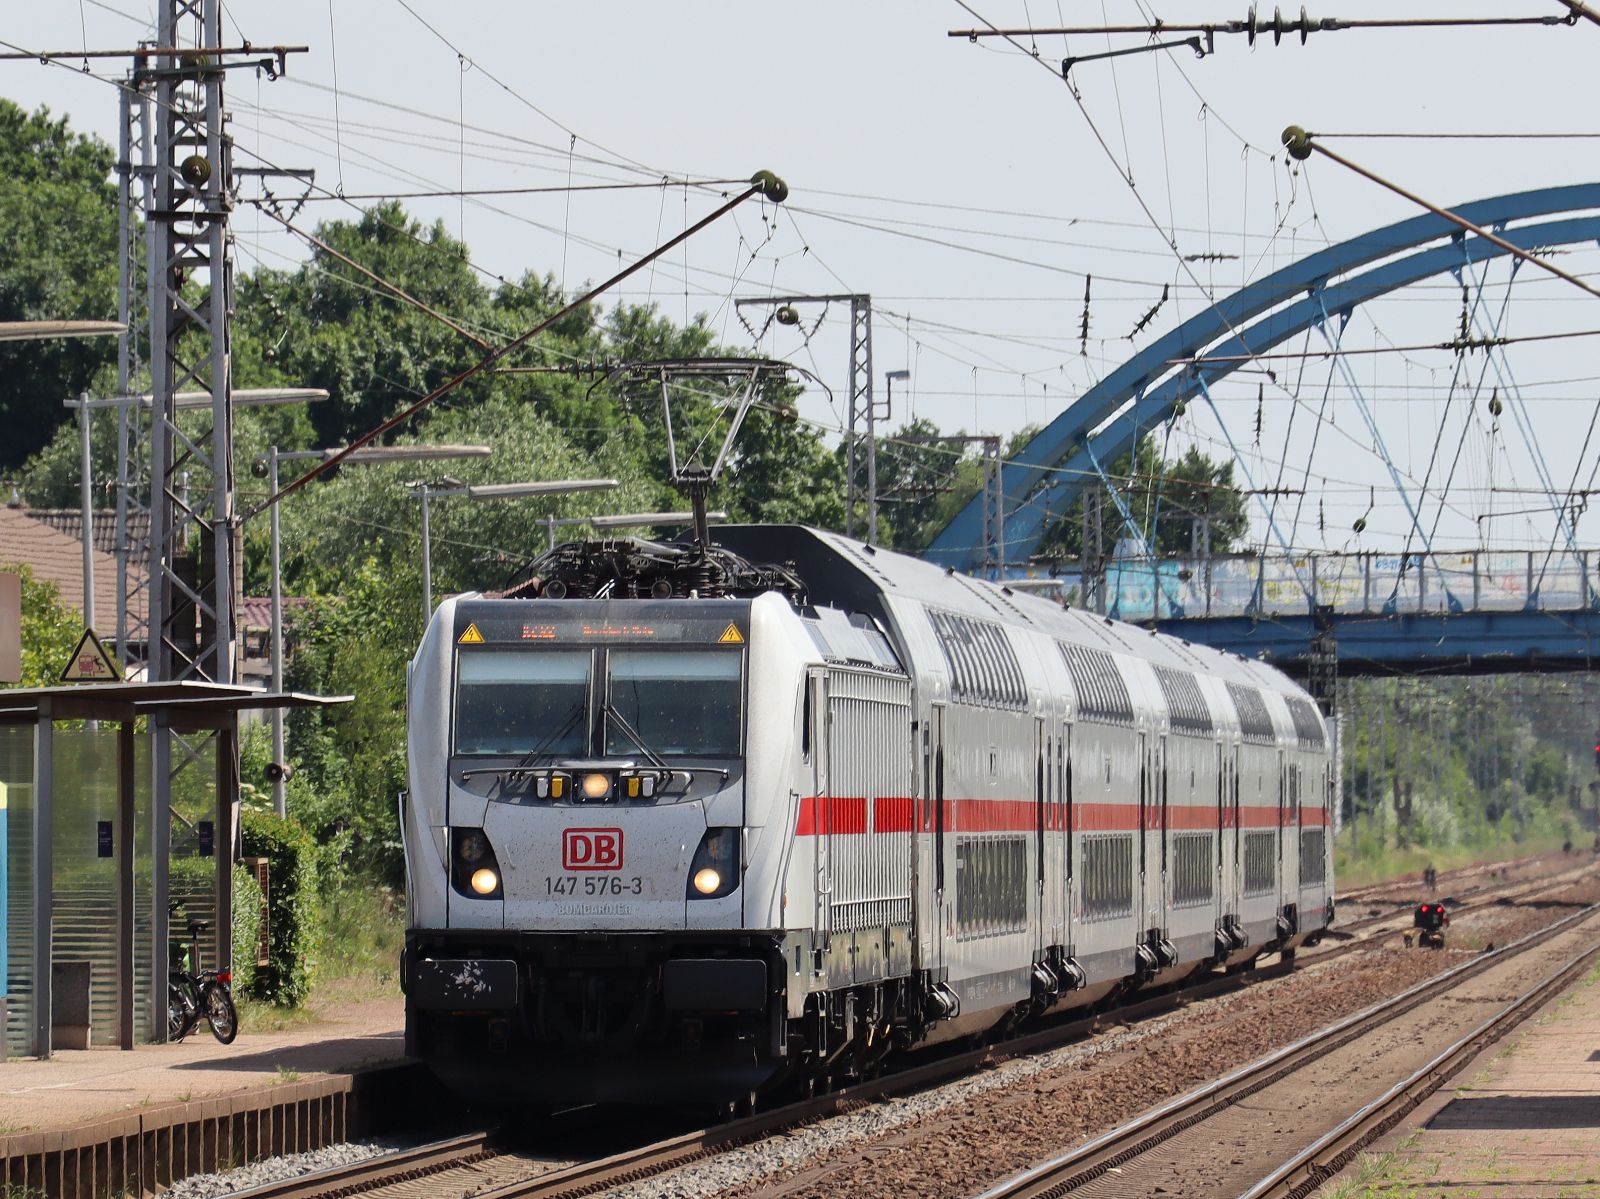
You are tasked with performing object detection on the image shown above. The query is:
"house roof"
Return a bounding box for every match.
[28,508,149,559]
[0,507,145,630]
[239,595,312,632]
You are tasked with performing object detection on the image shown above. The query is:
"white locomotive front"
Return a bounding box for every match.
[402,527,1334,1107]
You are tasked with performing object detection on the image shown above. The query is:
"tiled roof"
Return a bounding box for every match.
[0,507,145,631]
[239,595,311,631]
[28,508,150,558]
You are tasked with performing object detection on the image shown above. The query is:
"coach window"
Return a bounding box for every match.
[606,649,743,757]
[454,650,591,756]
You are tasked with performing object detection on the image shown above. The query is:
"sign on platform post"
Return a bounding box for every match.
[58,628,124,684]
[0,571,19,684]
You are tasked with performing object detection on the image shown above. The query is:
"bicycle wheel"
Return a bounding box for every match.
[204,983,238,1045]
[168,976,199,1041]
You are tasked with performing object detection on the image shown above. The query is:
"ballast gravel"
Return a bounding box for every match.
[161,1136,409,1199]
[604,873,1600,1199]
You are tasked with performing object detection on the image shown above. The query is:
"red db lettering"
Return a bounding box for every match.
[563,828,623,871]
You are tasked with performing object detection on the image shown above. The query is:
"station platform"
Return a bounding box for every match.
[1349,957,1600,1195]
[1,996,419,1197]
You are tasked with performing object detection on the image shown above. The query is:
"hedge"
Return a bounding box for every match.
[231,864,262,996]
[240,810,321,1006]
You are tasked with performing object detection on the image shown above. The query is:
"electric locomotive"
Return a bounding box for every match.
[401,525,1334,1106]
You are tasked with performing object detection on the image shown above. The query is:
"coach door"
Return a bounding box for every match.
[931,703,947,976]
[1157,733,1171,923]
[1229,743,1243,901]
[1137,731,1152,931]
[1276,748,1287,912]
[808,668,832,955]
[1059,721,1074,951]
[1034,717,1048,960]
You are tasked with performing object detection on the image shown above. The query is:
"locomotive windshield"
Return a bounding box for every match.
[451,646,744,759]
[454,650,590,756]
[606,649,742,757]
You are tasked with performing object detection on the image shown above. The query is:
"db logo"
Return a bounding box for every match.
[563,827,623,871]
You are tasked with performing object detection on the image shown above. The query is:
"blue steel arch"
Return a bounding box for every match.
[924,183,1600,571]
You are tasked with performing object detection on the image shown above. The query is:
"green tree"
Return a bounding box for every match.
[1036,439,1248,560]
[234,202,498,448]
[1,562,82,687]
[0,101,120,469]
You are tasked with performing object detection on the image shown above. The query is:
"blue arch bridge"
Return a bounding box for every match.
[921,183,1600,690]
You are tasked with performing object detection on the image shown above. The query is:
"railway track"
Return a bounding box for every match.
[971,902,1600,1199]
[221,864,1598,1199]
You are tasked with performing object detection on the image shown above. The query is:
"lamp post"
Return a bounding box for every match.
[408,478,620,628]
[256,443,492,817]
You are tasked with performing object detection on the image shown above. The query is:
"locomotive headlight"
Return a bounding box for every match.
[581,772,611,801]
[687,827,739,900]
[470,867,500,895]
[692,867,722,895]
[450,827,503,899]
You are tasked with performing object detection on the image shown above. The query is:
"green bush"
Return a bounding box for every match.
[240,810,321,1006]
[231,863,262,995]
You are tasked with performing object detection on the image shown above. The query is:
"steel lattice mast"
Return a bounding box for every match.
[145,0,237,685]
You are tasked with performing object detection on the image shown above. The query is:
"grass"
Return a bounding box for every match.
[1317,1132,1425,1199]
[273,1064,301,1085]
[238,882,405,1034]
[1333,832,1572,891]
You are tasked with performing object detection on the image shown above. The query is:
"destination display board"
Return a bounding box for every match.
[452,599,752,648]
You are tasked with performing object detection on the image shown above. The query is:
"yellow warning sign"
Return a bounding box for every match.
[717,623,744,645]
[60,627,124,683]
[458,623,485,645]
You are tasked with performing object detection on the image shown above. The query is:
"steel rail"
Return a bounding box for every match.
[217,866,1589,1199]
[972,902,1600,1199]
[225,1131,498,1199]
[1244,940,1600,1199]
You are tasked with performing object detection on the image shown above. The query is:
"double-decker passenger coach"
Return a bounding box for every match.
[401,525,1333,1107]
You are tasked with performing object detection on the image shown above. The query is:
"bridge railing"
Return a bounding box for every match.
[1011,550,1600,622]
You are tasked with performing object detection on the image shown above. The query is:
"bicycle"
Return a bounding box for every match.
[168,902,239,1044]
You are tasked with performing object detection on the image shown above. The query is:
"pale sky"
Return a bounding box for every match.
[8,2,1600,555]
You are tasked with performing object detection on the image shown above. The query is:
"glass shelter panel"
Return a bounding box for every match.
[2,724,34,1058]
[168,732,219,994]
[135,732,153,1041]
[50,728,123,1047]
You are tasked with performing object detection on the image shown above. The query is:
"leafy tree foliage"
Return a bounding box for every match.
[1,562,82,687]
[1036,438,1249,560]
[0,101,120,469]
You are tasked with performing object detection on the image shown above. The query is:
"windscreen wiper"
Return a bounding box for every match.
[459,705,586,781]
[600,702,671,772]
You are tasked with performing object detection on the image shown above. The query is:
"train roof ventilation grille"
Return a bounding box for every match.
[1227,682,1277,744]
[1058,642,1134,726]
[1154,665,1213,736]
[928,609,1028,711]
[1284,695,1327,749]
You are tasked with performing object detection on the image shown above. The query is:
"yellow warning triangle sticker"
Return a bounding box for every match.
[60,627,124,683]
[718,623,744,644]
[457,622,485,645]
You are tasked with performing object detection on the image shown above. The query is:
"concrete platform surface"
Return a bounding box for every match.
[0,996,403,1135]
[1340,959,1600,1197]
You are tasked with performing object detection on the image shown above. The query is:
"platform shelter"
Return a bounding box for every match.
[0,682,343,1058]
